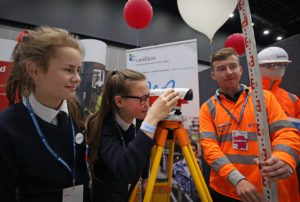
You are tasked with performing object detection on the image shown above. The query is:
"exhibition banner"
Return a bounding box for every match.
[0,39,17,111]
[126,39,199,135]
[78,39,107,114]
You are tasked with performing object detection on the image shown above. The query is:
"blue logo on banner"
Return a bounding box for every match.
[148,80,175,89]
[129,53,135,61]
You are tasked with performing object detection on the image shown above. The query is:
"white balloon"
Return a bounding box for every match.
[177,0,237,42]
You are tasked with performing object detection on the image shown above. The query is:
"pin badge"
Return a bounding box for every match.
[75,132,84,144]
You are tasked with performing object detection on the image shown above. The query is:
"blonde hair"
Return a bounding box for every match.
[6,26,85,129]
[6,26,83,104]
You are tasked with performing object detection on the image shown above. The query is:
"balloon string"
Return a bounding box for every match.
[136,30,139,47]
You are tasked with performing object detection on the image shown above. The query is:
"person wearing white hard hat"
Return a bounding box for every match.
[258,46,300,201]
[199,48,300,202]
[258,46,300,119]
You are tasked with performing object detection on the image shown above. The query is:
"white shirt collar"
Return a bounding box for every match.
[114,112,135,131]
[23,93,68,125]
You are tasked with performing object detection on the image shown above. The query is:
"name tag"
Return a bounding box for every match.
[62,184,83,202]
[232,130,248,151]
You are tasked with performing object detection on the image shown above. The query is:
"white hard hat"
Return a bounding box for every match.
[258,47,292,64]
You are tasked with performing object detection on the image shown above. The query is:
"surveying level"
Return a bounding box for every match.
[129,88,212,202]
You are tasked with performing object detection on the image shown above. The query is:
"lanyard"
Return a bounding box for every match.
[215,91,250,126]
[85,143,92,188]
[26,98,76,185]
[116,123,127,148]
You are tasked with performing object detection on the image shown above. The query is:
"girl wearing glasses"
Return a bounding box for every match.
[87,69,179,202]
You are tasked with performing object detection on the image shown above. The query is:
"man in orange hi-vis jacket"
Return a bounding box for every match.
[258,46,300,119]
[199,48,300,202]
[258,46,300,199]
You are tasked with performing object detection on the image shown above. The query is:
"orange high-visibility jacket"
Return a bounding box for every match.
[199,85,300,201]
[262,78,300,119]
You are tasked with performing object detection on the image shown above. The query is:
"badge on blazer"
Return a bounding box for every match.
[75,132,84,144]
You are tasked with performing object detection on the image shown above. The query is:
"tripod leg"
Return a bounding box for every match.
[187,144,212,201]
[144,145,164,202]
[167,140,175,190]
[174,126,212,202]
[181,146,209,202]
[150,145,157,169]
[143,128,168,202]
[129,179,140,202]
[130,146,159,202]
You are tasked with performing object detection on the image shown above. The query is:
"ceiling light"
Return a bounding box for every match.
[229,13,234,18]
[276,36,283,40]
[252,22,254,26]
[263,30,270,35]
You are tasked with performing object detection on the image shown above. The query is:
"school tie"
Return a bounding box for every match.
[124,124,136,144]
[57,111,68,127]
[126,124,136,135]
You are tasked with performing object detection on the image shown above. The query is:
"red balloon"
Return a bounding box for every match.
[16,30,29,43]
[123,0,153,29]
[224,33,245,55]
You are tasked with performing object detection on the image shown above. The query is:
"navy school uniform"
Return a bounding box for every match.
[0,102,91,202]
[92,114,155,202]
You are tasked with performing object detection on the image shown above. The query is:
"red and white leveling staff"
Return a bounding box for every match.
[238,0,278,201]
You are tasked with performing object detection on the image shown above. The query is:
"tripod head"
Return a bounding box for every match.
[149,88,193,121]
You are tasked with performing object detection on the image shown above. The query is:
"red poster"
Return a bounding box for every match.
[0,61,13,111]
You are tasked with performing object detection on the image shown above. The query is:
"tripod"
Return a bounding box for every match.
[129,119,212,202]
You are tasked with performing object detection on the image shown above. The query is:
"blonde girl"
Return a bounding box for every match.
[0,27,91,202]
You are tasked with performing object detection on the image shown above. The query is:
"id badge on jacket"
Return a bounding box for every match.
[62,185,83,202]
[232,130,248,151]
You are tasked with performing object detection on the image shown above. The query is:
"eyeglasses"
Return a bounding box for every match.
[259,63,288,70]
[122,94,150,105]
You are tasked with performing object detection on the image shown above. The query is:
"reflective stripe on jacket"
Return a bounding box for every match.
[199,86,300,201]
[262,78,300,119]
